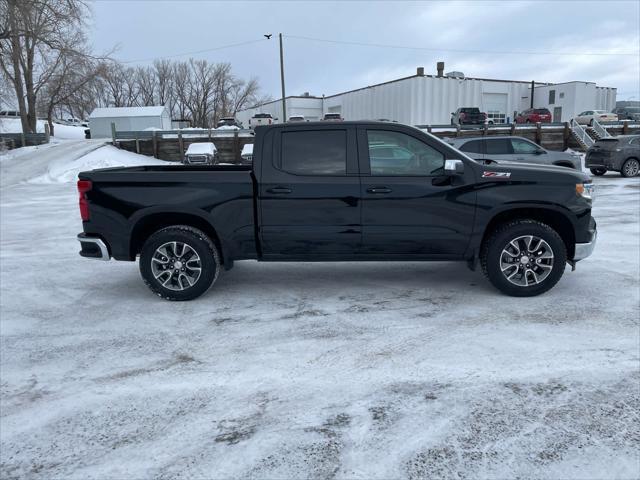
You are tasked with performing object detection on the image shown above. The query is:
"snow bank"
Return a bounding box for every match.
[30,145,168,184]
[216,125,240,130]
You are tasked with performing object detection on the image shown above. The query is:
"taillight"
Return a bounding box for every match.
[77,179,92,221]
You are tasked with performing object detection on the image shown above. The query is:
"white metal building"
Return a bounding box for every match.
[89,106,171,138]
[237,65,616,126]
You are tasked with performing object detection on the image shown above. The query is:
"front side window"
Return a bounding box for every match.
[281,130,346,175]
[485,138,512,155]
[367,130,445,176]
[511,138,540,154]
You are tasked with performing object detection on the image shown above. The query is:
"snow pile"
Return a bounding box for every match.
[241,143,253,156]
[216,124,240,130]
[29,144,168,184]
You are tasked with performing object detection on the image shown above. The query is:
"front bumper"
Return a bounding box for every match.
[574,230,597,261]
[77,233,110,261]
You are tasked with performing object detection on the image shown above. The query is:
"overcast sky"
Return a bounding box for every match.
[90,0,640,101]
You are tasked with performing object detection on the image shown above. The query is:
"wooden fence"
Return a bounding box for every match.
[0,125,50,150]
[113,127,254,163]
[112,121,640,163]
[419,121,639,151]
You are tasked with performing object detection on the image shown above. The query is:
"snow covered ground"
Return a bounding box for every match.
[0,144,638,479]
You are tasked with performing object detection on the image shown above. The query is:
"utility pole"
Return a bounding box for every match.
[279,33,286,122]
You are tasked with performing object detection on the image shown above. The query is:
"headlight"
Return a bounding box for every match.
[576,182,595,201]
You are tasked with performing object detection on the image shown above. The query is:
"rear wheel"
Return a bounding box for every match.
[621,158,640,177]
[590,167,607,176]
[481,220,567,297]
[139,225,220,301]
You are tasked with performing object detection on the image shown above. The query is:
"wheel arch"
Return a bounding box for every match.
[552,161,576,169]
[480,207,576,259]
[129,212,226,265]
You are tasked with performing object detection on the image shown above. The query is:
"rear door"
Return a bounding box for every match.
[259,126,361,257]
[359,127,476,256]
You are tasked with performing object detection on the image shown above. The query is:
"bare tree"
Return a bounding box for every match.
[0,0,90,133]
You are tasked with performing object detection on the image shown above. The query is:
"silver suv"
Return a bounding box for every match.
[447,136,581,170]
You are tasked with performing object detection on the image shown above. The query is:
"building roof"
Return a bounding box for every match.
[90,106,167,119]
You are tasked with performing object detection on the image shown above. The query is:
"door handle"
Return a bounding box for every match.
[267,186,292,194]
[366,187,392,194]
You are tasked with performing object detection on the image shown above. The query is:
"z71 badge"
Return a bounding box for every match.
[482,171,511,178]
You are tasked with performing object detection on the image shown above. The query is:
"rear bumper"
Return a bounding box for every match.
[77,233,110,261]
[573,229,597,261]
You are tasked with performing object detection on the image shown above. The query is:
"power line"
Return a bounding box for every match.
[286,34,639,57]
[120,38,269,64]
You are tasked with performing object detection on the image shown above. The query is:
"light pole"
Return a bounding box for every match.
[279,33,286,122]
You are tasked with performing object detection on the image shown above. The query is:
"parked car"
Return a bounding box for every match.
[448,136,581,170]
[573,110,618,125]
[585,135,640,177]
[322,112,343,121]
[515,108,552,124]
[217,117,240,128]
[288,115,305,122]
[451,107,487,125]
[249,113,274,129]
[77,121,596,300]
[0,110,19,117]
[184,142,217,165]
[613,106,640,121]
[240,143,253,164]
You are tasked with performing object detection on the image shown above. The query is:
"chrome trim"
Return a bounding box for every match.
[77,234,110,261]
[573,231,597,261]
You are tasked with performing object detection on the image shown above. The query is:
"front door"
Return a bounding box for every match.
[259,127,361,257]
[484,137,516,163]
[359,128,476,257]
[553,106,562,122]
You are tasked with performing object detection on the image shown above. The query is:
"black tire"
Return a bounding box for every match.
[620,158,640,178]
[139,225,220,301]
[481,220,567,297]
[590,167,607,176]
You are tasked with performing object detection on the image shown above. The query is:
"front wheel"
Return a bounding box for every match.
[621,158,640,177]
[481,220,567,297]
[139,225,220,301]
[590,167,607,176]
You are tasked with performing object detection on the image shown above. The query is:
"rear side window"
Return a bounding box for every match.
[460,139,484,153]
[485,138,512,155]
[281,130,346,175]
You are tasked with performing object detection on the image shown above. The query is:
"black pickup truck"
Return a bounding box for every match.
[77,121,597,300]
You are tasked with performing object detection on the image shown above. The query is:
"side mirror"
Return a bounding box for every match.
[535,149,546,155]
[444,159,464,175]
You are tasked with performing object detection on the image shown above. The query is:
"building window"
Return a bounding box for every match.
[549,90,556,104]
[559,92,564,99]
[487,110,506,124]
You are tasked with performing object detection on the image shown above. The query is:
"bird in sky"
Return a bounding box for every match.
[264,34,272,39]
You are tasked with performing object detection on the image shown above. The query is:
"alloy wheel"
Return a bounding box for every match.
[499,235,554,287]
[623,159,639,177]
[150,241,202,291]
